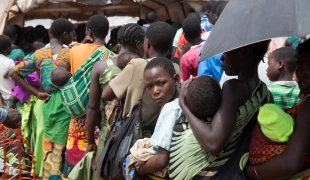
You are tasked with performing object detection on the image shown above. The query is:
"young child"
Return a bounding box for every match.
[249,103,294,166]
[0,35,16,108]
[51,68,72,87]
[117,52,140,70]
[266,47,300,110]
[123,57,180,179]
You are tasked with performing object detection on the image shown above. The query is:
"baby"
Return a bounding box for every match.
[51,68,72,87]
[117,52,140,70]
[249,104,294,165]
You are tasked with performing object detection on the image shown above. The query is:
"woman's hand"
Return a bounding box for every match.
[86,143,97,153]
[37,92,51,102]
[179,76,196,109]
[82,35,93,44]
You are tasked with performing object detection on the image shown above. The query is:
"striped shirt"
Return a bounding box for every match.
[0,108,8,124]
[267,81,300,110]
[12,46,71,93]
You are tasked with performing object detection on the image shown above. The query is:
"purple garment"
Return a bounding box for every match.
[11,61,40,103]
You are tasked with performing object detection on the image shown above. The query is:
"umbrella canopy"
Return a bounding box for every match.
[199,0,310,62]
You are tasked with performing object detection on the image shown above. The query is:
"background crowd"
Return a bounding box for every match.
[0,1,310,180]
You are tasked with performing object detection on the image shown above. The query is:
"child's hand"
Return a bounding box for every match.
[37,92,51,102]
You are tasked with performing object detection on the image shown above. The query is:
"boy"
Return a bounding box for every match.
[181,17,204,81]
[266,47,300,110]
[0,35,15,108]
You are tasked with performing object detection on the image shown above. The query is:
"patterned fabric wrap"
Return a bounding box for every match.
[12,47,71,93]
[63,119,100,178]
[249,124,286,165]
[11,58,41,103]
[105,98,121,142]
[42,138,66,180]
[60,46,115,119]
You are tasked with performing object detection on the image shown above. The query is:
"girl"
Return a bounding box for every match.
[123,57,180,179]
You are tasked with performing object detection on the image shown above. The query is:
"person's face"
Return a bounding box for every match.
[221,48,245,76]
[63,29,74,45]
[266,57,281,81]
[296,51,310,95]
[144,67,179,106]
[143,37,150,58]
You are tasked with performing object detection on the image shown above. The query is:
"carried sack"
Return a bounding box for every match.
[96,88,145,180]
[60,46,114,119]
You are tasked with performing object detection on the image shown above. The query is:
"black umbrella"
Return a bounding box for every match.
[199,0,310,62]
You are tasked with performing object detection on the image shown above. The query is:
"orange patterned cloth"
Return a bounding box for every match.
[63,119,100,178]
[249,124,286,165]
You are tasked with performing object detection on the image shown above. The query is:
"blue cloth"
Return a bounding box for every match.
[198,53,223,82]
[151,98,181,152]
[200,15,213,32]
[0,108,8,124]
[7,45,25,61]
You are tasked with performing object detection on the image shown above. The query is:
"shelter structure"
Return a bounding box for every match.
[3,0,218,32]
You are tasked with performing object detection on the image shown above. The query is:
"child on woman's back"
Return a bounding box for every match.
[123,73,222,179]
[266,47,300,110]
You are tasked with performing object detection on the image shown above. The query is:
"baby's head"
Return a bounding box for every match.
[51,68,71,87]
[117,52,140,70]
[186,76,222,119]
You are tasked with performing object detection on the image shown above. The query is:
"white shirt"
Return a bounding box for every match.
[0,54,15,100]
[219,56,271,87]
[173,28,183,47]
[201,31,211,41]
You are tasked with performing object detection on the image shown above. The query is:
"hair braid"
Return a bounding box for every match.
[117,23,145,46]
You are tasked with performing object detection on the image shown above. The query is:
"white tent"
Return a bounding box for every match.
[24,16,138,29]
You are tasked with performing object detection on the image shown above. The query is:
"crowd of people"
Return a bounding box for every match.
[0,1,310,180]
